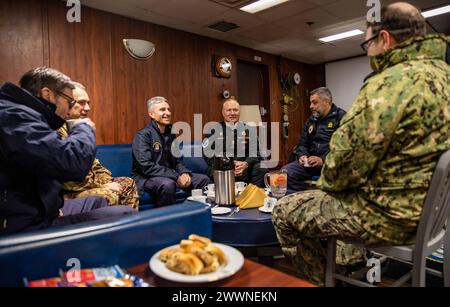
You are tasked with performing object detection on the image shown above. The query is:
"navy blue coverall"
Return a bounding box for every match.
[282,104,346,192]
[132,121,209,206]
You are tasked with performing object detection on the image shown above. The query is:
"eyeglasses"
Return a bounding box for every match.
[56,91,76,109]
[360,32,380,53]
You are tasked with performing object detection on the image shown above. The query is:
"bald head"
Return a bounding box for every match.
[367,1,426,44]
[388,2,420,14]
[222,98,240,124]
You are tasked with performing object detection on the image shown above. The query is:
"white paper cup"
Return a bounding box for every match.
[235,181,247,191]
[203,184,215,193]
[191,189,203,197]
[66,119,78,131]
[264,197,277,209]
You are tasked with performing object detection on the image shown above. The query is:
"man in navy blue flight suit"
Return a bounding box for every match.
[282,87,346,192]
[132,96,209,206]
[0,67,134,235]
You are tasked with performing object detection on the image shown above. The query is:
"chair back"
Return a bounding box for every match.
[415,149,450,257]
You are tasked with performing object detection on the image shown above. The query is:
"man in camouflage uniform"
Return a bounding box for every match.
[58,83,139,209]
[273,2,450,286]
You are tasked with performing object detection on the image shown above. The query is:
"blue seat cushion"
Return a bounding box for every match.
[138,189,187,210]
[180,141,208,174]
[96,144,133,178]
[0,202,212,286]
[96,143,208,206]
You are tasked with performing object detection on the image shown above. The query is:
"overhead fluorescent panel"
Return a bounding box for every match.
[318,29,364,43]
[210,0,254,8]
[240,0,290,14]
[422,5,450,18]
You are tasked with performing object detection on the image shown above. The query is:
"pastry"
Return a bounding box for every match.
[159,247,182,262]
[205,243,227,265]
[188,234,211,247]
[181,240,216,267]
[200,257,220,274]
[165,252,204,275]
[161,234,227,275]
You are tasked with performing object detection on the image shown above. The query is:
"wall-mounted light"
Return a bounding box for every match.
[123,39,156,60]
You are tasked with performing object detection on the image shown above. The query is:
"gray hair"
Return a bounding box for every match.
[310,87,332,103]
[147,96,167,112]
[72,82,86,91]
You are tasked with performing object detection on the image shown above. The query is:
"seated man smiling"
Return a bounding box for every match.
[132,96,209,207]
[58,82,139,210]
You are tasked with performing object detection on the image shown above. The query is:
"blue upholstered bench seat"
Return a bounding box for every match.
[0,202,212,286]
[95,144,156,208]
[96,142,209,209]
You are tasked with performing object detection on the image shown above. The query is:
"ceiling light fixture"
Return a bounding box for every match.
[240,0,290,14]
[318,29,364,43]
[422,4,450,18]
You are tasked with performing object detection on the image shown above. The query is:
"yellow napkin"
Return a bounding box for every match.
[235,184,268,209]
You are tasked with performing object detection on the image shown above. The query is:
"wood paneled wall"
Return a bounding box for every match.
[0,0,325,165]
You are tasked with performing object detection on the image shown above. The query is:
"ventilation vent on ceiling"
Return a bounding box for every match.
[207,21,240,32]
[210,0,255,8]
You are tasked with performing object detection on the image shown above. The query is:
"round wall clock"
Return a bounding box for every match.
[215,56,232,78]
[293,72,301,84]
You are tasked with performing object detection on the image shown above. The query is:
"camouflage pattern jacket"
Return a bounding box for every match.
[317,34,450,245]
[58,124,113,192]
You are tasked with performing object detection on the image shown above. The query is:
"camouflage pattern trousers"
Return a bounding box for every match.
[63,177,140,210]
[272,189,381,286]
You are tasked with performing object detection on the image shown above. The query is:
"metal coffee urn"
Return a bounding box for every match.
[213,156,235,206]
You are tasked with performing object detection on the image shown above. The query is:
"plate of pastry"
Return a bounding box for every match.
[149,234,244,283]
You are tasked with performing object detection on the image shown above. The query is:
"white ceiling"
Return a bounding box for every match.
[81,0,450,64]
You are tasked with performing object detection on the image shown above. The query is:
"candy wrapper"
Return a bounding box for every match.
[24,265,149,287]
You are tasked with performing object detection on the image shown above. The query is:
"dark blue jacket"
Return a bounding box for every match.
[203,121,261,178]
[0,83,96,235]
[131,121,191,195]
[294,104,346,162]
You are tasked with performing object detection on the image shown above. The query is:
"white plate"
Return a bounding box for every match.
[258,206,274,213]
[149,243,244,283]
[187,196,206,202]
[211,207,232,215]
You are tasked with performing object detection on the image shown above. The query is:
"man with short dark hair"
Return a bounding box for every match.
[132,96,209,206]
[282,87,346,192]
[272,2,450,286]
[0,67,134,235]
